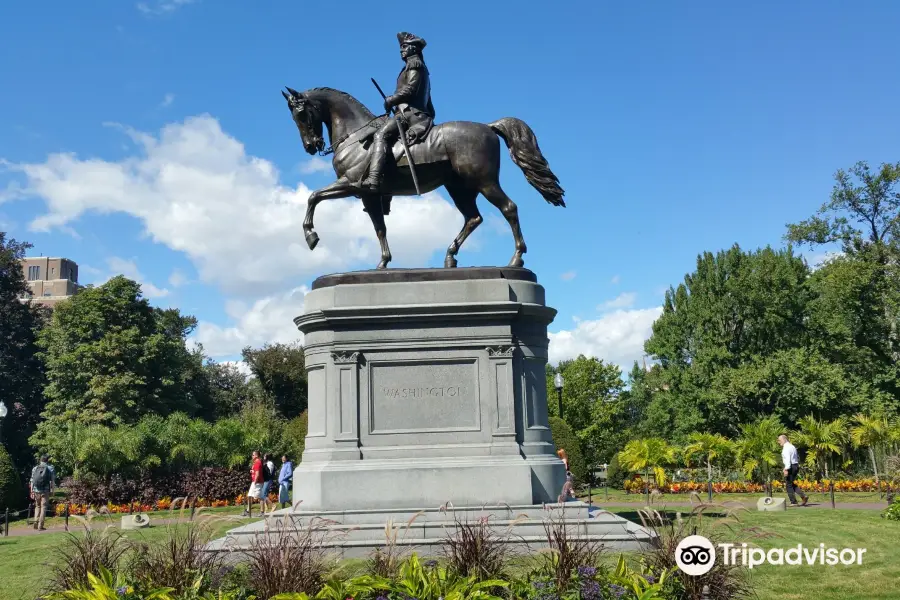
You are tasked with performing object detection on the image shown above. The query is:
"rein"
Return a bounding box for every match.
[318,115,388,157]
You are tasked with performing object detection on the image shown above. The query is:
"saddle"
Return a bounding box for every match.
[354,116,445,167]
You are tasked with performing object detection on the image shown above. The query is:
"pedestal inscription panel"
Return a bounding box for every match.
[368,358,480,434]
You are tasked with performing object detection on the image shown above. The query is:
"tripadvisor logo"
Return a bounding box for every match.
[675,535,867,575]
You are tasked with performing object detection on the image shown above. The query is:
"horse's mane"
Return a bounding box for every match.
[307,87,375,119]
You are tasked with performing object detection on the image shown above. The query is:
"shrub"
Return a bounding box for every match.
[47,521,130,593]
[882,498,900,521]
[128,519,224,595]
[606,452,625,490]
[66,467,247,506]
[537,506,606,591]
[440,515,509,581]
[244,517,337,598]
[0,445,25,510]
[548,416,586,482]
[636,506,755,600]
[282,411,308,462]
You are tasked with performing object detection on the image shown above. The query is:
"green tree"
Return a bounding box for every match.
[0,233,48,468]
[850,413,891,483]
[282,411,308,463]
[785,161,900,257]
[617,438,677,488]
[31,276,208,454]
[0,445,24,510]
[794,415,847,479]
[641,245,812,436]
[201,359,259,419]
[786,160,900,403]
[242,342,307,417]
[736,416,783,485]
[547,355,626,465]
[683,432,734,483]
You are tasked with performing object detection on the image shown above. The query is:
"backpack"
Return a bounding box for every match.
[263,462,273,482]
[33,464,50,489]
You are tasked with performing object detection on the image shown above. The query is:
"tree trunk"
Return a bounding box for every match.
[869,446,880,483]
[707,457,712,483]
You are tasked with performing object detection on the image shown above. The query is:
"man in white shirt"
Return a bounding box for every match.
[778,434,808,506]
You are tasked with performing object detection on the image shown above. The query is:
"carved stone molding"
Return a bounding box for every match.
[331,351,361,365]
[486,345,515,359]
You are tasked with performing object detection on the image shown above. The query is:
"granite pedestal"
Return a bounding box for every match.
[209,268,651,555]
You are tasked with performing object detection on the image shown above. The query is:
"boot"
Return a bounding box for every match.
[360,140,388,192]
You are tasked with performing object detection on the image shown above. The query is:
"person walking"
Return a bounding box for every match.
[778,434,808,506]
[30,454,56,531]
[260,453,276,514]
[244,451,264,517]
[278,455,293,509]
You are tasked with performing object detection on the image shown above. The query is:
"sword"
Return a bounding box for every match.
[371,77,421,196]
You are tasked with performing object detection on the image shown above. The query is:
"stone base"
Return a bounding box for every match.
[295,455,562,511]
[293,267,569,511]
[206,502,653,558]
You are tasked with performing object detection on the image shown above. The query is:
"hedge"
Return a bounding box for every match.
[548,416,586,482]
[64,467,249,506]
[0,445,25,510]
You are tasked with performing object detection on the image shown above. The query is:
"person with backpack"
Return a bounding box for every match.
[30,455,56,531]
[260,453,276,514]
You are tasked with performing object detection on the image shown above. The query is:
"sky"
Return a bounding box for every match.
[1,1,898,375]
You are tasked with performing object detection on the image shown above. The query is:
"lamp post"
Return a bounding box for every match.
[553,373,564,419]
[0,401,7,444]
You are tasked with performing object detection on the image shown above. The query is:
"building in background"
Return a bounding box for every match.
[19,256,81,307]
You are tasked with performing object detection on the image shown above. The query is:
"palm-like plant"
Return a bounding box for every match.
[794,416,847,479]
[736,416,783,486]
[850,413,891,483]
[617,438,677,488]
[683,432,734,483]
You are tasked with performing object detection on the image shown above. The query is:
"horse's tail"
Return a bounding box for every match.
[489,117,565,207]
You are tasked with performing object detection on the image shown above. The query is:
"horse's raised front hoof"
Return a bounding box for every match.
[444,255,458,268]
[305,231,320,250]
[508,255,525,268]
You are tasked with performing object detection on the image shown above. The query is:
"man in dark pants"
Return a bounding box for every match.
[778,434,808,506]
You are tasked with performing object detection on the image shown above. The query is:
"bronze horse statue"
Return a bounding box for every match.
[282,86,565,269]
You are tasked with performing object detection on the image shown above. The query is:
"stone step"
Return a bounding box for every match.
[205,503,652,558]
[277,501,596,525]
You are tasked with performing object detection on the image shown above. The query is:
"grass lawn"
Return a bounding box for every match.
[6,505,248,532]
[0,506,896,600]
[578,487,890,506]
[604,505,899,600]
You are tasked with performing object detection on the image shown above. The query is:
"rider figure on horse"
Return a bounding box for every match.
[360,32,435,193]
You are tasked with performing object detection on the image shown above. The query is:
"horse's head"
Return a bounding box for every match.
[282,87,324,155]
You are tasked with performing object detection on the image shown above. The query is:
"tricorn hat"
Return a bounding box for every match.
[397,32,426,49]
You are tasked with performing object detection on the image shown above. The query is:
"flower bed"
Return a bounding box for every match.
[623,477,886,494]
[54,493,278,517]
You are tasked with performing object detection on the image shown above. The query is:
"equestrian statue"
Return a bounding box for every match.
[282,31,565,270]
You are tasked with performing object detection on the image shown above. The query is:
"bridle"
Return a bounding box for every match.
[286,89,388,157]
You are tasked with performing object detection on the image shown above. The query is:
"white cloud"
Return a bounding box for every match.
[599,292,636,310]
[560,271,576,281]
[806,250,844,270]
[610,274,620,285]
[136,0,195,15]
[191,286,308,358]
[298,156,332,175]
[548,307,663,372]
[4,115,462,297]
[220,360,253,379]
[103,256,170,298]
[168,269,189,287]
[160,93,175,108]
